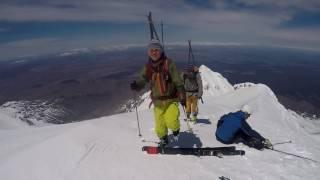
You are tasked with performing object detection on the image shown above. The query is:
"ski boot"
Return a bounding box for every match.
[262,139,273,149]
[158,135,168,148]
[172,129,180,142]
[185,113,191,121]
[191,114,197,124]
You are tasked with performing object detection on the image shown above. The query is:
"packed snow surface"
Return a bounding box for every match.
[0,65,319,180]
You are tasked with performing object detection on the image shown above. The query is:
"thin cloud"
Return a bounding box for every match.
[0,0,319,59]
[0,38,62,59]
[266,27,320,44]
[0,35,146,60]
[4,38,59,47]
[0,0,316,22]
[0,28,9,32]
[0,0,318,30]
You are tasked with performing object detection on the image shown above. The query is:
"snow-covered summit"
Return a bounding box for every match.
[199,65,234,97]
[0,65,319,180]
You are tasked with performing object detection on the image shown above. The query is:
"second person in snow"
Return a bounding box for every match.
[215,105,273,150]
[182,64,203,123]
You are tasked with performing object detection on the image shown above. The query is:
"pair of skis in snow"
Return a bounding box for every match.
[142,145,245,157]
[141,109,245,157]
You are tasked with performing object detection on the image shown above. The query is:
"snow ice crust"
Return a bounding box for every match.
[0,65,319,180]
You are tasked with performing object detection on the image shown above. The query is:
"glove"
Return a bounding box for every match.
[199,97,204,104]
[179,95,186,107]
[177,86,186,107]
[178,92,186,107]
[262,139,273,149]
[130,81,140,91]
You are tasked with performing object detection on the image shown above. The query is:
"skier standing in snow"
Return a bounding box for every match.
[182,64,203,123]
[130,39,186,147]
[215,105,273,150]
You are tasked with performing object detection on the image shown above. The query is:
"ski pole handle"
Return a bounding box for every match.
[200,97,204,104]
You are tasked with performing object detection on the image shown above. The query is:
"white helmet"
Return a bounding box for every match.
[241,105,251,114]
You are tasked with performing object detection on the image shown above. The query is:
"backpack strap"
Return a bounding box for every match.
[145,58,177,107]
[158,59,169,95]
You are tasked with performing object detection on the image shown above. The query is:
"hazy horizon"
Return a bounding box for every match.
[1,45,319,123]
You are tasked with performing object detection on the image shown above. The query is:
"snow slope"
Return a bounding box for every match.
[0,65,319,180]
[0,107,28,129]
[0,100,68,126]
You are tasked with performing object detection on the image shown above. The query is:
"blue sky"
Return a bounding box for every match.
[0,0,320,60]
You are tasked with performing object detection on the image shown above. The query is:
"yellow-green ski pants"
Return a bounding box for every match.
[153,102,180,138]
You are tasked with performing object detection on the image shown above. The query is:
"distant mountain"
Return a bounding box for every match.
[0,99,69,128]
[1,45,319,126]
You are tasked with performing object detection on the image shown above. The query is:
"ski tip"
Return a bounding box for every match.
[142,146,147,151]
[142,146,160,154]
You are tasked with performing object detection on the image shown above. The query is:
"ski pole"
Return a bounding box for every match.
[181,105,192,133]
[268,148,319,164]
[272,140,292,147]
[141,139,159,144]
[132,92,142,137]
[161,21,164,49]
[135,105,142,137]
